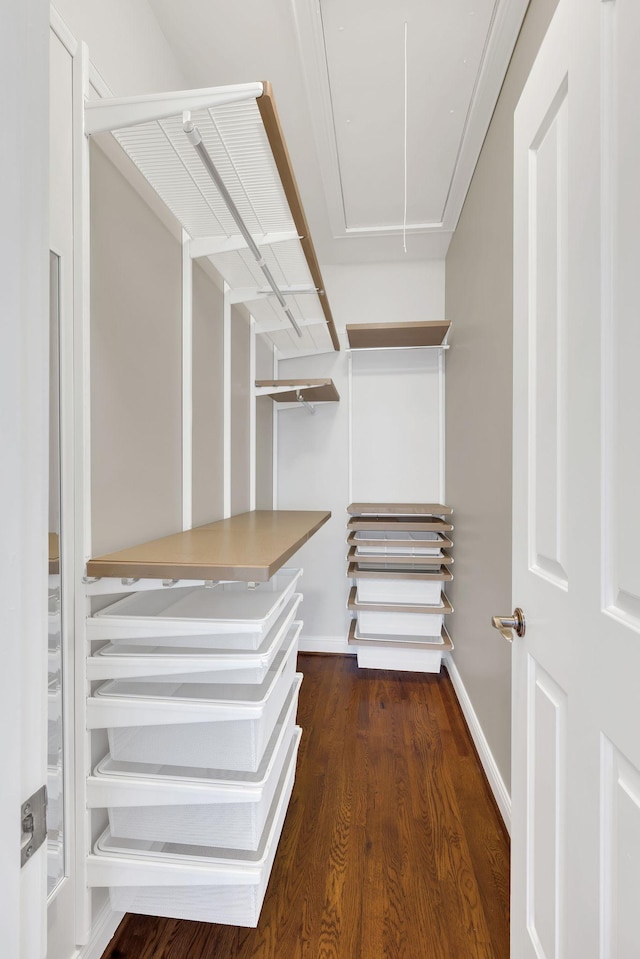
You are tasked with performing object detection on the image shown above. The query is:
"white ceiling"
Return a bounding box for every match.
[147,0,529,264]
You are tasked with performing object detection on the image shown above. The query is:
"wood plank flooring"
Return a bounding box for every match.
[100,655,510,959]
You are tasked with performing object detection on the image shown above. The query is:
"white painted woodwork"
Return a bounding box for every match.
[512,1,640,955]
[47,18,80,959]
[146,0,529,262]
[350,350,443,504]
[0,0,49,952]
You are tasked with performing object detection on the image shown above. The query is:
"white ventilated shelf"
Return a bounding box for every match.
[85,84,338,359]
[87,623,300,771]
[87,593,302,682]
[347,546,453,567]
[87,731,299,927]
[87,568,302,646]
[88,692,301,851]
[348,529,452,554]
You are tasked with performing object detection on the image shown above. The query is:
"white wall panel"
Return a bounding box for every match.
[276,348,350,646]
[350,350,442,503]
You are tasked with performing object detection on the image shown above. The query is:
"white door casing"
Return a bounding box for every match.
[512,0,640,956]
[47,11,79,959]
[0,0,50,956]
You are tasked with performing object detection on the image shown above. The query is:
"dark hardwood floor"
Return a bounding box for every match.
[101,654,510,959]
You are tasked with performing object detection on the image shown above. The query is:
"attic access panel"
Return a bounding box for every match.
[85,82,339,358]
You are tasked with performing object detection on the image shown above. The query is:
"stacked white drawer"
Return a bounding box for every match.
[346,507,454,672]
[86,569,304,926]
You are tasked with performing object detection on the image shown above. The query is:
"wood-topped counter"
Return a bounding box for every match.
[348,502,453,516]
[86,510,331,582]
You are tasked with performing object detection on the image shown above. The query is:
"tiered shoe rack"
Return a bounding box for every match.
[82,510,329,926]
[346,503,454,672]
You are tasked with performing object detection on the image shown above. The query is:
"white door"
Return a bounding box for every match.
[0,0,50,956]
[47,14,79,959]
[511,0,640,956]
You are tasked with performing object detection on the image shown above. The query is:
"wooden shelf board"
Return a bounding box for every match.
[346,321,451,350]
[348,618,453,652]
[348,502,453,516]
[257,85,340,352]
[347,531,453,550]
[347,562,453,582]
[347,586,453,615]
[86,510,331,582]
[347,517,454,533]
[346,546,453,566]
[49,532,60,575]
[255,379,340,404]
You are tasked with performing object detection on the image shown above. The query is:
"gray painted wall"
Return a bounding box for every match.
[255,335,274,510]
[90,143,182,555]
[445,0,560,793]
[192,262,224,527]
[231,304,251,514]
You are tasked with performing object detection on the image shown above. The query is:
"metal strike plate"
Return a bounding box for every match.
[21,785,47,867]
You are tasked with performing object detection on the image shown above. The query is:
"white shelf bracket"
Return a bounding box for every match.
[296,390,316,414]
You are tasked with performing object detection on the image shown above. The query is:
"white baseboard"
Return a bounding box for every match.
[298,635,355,655]
[443,652,511,833]
[76,903,124,959]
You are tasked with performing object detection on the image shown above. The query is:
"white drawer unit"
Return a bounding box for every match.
[346,504,454,672]
[87,593,302,682]
[87,568,303,646]
[87,623,301,771]
[88,679,302,850]
[87,726,301,927]
[350,565,451,606]
[358,607,444,637]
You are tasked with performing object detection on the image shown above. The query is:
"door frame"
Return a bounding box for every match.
[0,0,51,955]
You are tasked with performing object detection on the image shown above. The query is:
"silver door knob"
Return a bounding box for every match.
[491,608,526,643]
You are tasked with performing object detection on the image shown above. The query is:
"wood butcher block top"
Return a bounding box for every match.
[347,503,453,516]
[86,510,331,582]
[49,532,60,575]
[346,321,451,350]
[255,379,340,404]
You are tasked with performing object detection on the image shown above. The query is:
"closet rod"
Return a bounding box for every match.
[183,113,303,338]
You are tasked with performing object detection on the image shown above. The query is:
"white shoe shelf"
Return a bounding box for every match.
[346,503,454,672]
[81,511,335,928]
